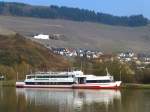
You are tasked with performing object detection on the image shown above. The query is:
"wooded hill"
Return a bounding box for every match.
[0,34,69,80]
[0,2,149,27]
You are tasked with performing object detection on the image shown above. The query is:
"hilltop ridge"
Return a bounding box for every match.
[0,1,148,27]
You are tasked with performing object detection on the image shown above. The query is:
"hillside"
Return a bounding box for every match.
[0,2,148,27]
[0,33,69,80]
[0,16,150,52]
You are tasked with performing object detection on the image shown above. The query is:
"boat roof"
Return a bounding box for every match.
[26,71,84,76]
[86,74,113,80]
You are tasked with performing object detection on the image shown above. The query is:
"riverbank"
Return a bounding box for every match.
[121,83,150,89]
[0,80,16,87]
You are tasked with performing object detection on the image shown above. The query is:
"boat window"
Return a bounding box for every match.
[50,76,69,78]
[36,76,50,78]
[27,76,35,79]
[25,82,74,85]
[35,75,69,78]
[86,80,111,83]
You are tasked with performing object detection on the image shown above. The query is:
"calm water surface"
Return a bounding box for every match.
[0,87,150,112]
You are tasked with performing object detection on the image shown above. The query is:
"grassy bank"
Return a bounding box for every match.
[121,83,150,89]
[0,80,16,87]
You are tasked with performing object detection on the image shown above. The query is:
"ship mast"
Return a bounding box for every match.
[106,68,110,76]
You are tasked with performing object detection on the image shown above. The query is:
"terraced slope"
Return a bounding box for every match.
[0,16,150,52]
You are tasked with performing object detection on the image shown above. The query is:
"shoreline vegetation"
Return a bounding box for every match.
[1,81,150,89]
[0,34,150,88]
[121,83,150,89]
[0,80,16,87]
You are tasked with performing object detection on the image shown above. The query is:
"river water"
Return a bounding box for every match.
[0,87,150,112]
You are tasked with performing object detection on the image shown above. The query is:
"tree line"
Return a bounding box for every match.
[72,57,150,84]
[0,2,149,27]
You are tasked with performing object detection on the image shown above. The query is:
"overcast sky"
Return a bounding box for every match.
[0,0,149,19]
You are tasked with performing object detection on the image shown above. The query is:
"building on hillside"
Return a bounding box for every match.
[51,47,103,59]
[117,51,135,62]
[138,53,150,65]
[34,34,49,40]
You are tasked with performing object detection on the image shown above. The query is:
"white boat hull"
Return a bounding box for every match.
[73,81,122,89]
[16,81,121,89]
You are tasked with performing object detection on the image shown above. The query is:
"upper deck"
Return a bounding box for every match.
[26,70,84,79]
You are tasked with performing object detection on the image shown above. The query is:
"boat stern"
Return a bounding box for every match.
[115,81,122,87]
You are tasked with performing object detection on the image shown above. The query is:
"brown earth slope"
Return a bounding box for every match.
[0,33,70,79]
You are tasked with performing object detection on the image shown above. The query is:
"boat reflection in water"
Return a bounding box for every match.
[16,88,121,112]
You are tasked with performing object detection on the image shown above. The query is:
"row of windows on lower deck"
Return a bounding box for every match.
[86,80,112,83]
[25,82,74,85]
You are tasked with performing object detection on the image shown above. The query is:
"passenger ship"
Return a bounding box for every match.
[16,70,122,89]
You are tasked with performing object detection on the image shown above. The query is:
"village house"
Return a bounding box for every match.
[117,51,135,62]
[138,53,150,65]
[51,48,103,59]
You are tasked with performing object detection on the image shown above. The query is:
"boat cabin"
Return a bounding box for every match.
[23,70,115,86]
[86,75,114,83]
[24,71,87,85]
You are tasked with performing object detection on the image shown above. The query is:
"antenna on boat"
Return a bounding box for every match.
[106,68,110,76]
[81,61,83,71]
